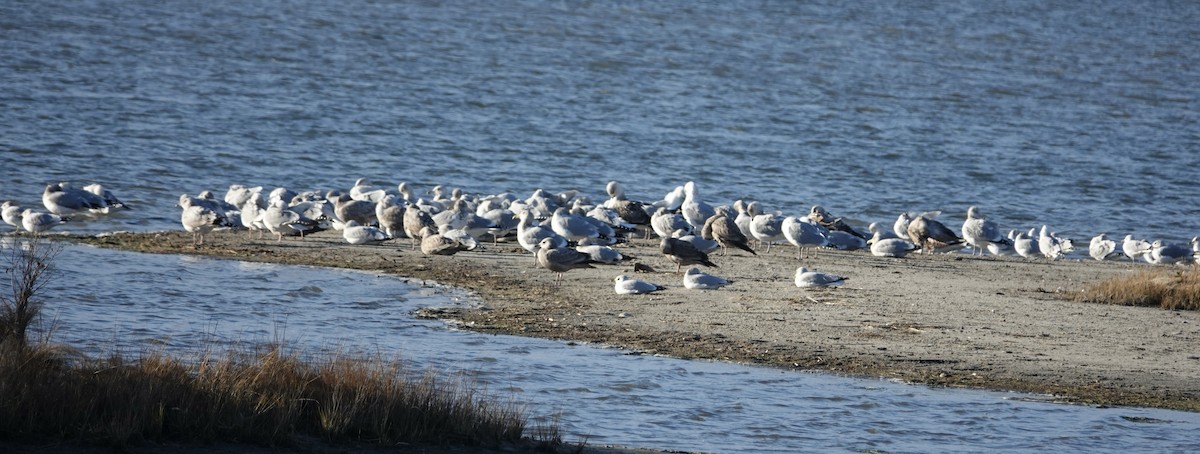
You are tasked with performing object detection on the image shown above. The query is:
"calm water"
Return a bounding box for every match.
[2,0,1198,243]
[19,242,1200,453]
[3,1,1200,451]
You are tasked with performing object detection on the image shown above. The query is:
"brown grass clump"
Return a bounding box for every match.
[1076,268,1200,311]
[0,343,532,449]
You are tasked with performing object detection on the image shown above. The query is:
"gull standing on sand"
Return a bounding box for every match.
[750,209,787,253]
[536,237,597,286]
[1037,225,1074,260]
[1122,234,1152,262]
[1089,234,1120,261]
[795,267,847,288]
[702,206,756,256]
[650,207,692,239]
[894,212,915,240]
[225,184,263,210]
[2,201,23,231]
[517,210,567,255]
[661,236,717,272]
[680,181,715,231]
[734,200,757,240]
[682,267,731,290]
[419,226,477,256]
[1013,231,1040,258]
[261,199,321,241]
[178,199,231,246]
[375,195,407,239]
[20,209,68,234]
[961,206,1010,256]
[604,181,651,230]
[614,275,666,295]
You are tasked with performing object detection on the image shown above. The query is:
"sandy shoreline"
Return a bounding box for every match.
[72,230,1200,412]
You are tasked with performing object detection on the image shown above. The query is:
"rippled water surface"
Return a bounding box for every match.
[2,0,1198,243]
[19,243,1200,452]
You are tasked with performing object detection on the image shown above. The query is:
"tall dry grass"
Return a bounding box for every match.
[0,342,534,449]
[0,237,550,450]
[1076,268,1200,311]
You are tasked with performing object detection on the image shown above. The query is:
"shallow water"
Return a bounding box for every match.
[2,0,1198,245]
[20,242,1200,452]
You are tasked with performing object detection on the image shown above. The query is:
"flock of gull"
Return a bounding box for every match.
[4,179,1199,294]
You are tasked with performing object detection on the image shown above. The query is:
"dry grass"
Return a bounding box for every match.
[0,343,535,449]
[0,237,554,450]
[1076,267,1200,311]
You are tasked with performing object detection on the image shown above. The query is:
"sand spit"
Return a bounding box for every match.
[73,231,1200,412]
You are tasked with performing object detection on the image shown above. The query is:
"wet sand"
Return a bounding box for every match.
[74,230,1200,412]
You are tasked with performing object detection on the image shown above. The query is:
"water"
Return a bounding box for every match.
[22,242,1200,453]
[3,1,1199,451]
[2,0,1198,243]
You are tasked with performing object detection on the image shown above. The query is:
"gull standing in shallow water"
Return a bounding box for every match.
[682,267,731,290]
[795,267,847,288]
[614,275,666,295]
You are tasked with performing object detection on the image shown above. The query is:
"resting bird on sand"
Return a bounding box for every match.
[794,267,847,288]
[614,275,666,295]
[682,267,731,290]
[661,237,717,273]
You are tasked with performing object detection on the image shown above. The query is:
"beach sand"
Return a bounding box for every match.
[75,230,1200,412]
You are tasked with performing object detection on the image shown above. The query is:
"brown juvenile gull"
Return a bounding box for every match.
[660,237,717,273]
[419,226,475,256]
[906,214,964,254]
[403,203,436,250]
[809,205,866,240]
[702,206,756,256]
[536,237,597,286]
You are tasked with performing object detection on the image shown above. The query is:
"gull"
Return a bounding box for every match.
[680,181,715,230]
[1089,234,1120,261]
[575,244,624,264]
[419,226,477,256]
[661,237,717,272]
[1122,234,1152,262]
[650,207,691,239]
[178,200,231,246]
[268,187,298,205]
[517,210,567,253]
[1037,225,1074,260]
[1013,231,1040,259]
[674,229,719,254]
[733,200,756,240]
[261,199,322,241]
[866,222,898,244]
[893,212,915,239]
[376,195,407,239]
[225,184,263,210]
[239,199,266,239]
[826,231,867,251]
[435,199,500,239]
[782,216,829,259]
[702,206,756,256]
[2,201,23,231]
[536,237,597,286]
[551,206,600,243]
[333,194,377,227]
[869,230,920,258]
[614,275,666,295]
[750,210,787,253]
[961,206,1010,256]
[42,182,108,216]
[479,207,519,243]
[987,230,1017,256]
[604,181,651,229]
[795,267,847,288]
[20,209,68,234]
[342,220,390,245]
[349,178,389,203]
[906,214,963,254]
[661,185,686,212]
[682,267,731,290]
[403,202,437,249]
[809,205,866,239]
[1145,240,1193,265]
[82,183,129,212]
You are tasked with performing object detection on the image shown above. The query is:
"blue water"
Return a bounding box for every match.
[2,0,1198,243]
[20,242,1200,453]
[3,1,1200,451]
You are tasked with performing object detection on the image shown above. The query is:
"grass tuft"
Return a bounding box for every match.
[1076,268,1200,311]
